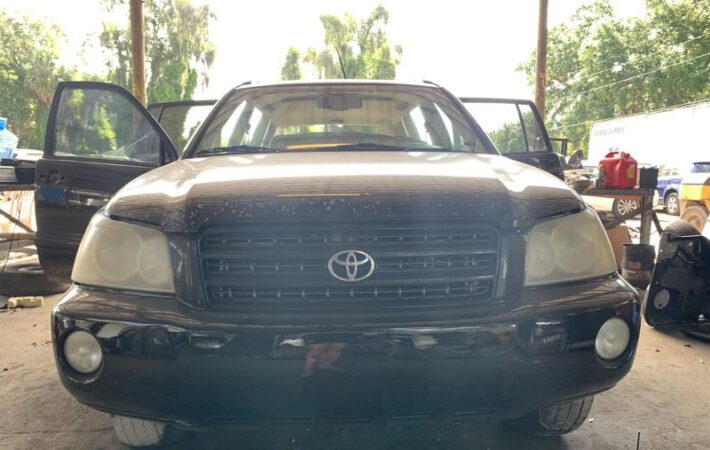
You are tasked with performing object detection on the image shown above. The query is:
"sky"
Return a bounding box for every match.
[6,0,647,100]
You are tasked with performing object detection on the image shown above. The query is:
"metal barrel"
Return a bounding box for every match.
[621,243,656,289]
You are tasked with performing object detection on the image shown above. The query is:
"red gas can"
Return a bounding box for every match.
[599,151,637,189]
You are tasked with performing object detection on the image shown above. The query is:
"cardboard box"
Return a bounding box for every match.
[606,225,631,270]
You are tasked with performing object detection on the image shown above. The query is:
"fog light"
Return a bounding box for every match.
[595,317,631,360]
[64,330,103,374]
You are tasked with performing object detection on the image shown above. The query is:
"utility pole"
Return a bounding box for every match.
[535,0,548,117]
[129,0,146,105]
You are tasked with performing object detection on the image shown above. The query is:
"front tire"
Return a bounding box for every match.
[111,415,183,447]
[664,192,680,216]
[504,395,594,437]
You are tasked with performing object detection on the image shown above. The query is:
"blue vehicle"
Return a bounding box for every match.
[657,162,710,215]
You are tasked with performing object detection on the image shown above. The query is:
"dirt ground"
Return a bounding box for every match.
[1,293,709,450]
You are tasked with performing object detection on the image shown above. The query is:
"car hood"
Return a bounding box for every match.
[105,151,585,233]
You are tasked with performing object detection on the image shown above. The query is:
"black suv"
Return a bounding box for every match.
[39,80,639,447]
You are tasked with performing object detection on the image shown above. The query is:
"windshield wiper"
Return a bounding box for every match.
[194,145,279,156]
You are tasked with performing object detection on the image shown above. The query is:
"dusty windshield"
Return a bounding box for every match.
[193,84,486,154]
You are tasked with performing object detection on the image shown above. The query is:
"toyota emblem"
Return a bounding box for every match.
[328,250,376,282]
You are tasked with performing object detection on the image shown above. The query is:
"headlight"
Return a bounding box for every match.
[72,213,175,293]
[595,317,631,360]
[64,330,103,374]
[524,208,617,286]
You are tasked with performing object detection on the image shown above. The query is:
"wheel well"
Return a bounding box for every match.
[663,189,677,201]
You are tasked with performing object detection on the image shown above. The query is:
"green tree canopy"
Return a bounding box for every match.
[0,12,74,148]
[100,0,216,104]
[280,5,402,80]
[518,0,710,155]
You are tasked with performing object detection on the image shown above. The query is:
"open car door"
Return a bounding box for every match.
[147,99,216,156]
[459,98,564,179]
[35,81,178,282]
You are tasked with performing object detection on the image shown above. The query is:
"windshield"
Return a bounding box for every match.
[192,84,487,155]
[691,162,710,173]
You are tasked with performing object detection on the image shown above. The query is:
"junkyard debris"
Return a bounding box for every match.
[6,296,43,309]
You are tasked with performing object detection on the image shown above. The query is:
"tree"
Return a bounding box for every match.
[0,12,73,148]
[100,0,216,104]
[281,48,302,81]
[280,5,402,80]
[518,0,710,155]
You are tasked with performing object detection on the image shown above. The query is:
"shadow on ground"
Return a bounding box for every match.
[168,421,571,450]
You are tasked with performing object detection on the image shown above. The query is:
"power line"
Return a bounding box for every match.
[558,50,710,100]
[567,31,710,87]
[551,97,710,131]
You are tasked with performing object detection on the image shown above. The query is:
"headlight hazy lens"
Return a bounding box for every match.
[92,228,142,282]
[524,208,617,286]
[595,317,631,360]
[64,330,103,374]
[72,214,175,293]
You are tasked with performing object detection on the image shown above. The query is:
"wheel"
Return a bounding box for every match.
[680,206,708,233]
[612,198,640,218]
[0,256,70,296]
[664,192,680,216]
[504,395,594,437]
[111,415,184,447]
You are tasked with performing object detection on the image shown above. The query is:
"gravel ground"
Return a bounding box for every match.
[1,293,709,450]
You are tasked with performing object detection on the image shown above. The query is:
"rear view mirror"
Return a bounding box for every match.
[317,94,363,111]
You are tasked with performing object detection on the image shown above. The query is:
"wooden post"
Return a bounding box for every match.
[130,0,146,104]
[535,0,548,117]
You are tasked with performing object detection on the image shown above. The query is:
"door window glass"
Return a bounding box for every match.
[153,104,213,155]
[53,88,162,164]
[461,101,551,154]
[462,103,526,154]
[519,104,547,151]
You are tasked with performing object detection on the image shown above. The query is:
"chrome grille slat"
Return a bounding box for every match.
[199,223,499,310]
[204,254,496,275]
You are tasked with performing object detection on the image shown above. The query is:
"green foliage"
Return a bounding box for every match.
[100,0,216,104]
[280,5,402,80]
[0,12,73,149]
[281,48,302,81]
[518,0,710,156]
[488,121,525,154]
[55,90,117,156]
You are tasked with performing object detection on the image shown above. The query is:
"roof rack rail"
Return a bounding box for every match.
[422,79,441,87]
[234,81,252,89]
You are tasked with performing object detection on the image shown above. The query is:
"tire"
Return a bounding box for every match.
[111,415,184,447]
[680,206,708,233]
[612,198,640,218]
[504,395,594,437]
[0,256,70,296]
[664,192,680,216]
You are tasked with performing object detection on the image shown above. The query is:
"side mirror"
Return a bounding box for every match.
[550,137,569,156]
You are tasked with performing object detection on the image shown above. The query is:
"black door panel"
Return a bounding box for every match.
[459,98,563,179]
[36,81,177,282]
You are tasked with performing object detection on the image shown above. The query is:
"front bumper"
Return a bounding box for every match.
[52,276,640,426]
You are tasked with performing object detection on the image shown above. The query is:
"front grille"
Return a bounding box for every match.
[199,223,499,310]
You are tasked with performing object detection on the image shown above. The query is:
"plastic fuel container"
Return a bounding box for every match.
[0,117,19,159]
[599,151,637,189]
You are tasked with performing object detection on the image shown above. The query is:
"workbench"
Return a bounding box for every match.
[0,183,35,243]
[582,187,662,245]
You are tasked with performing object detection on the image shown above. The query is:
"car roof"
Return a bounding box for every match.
[234,79,439,90]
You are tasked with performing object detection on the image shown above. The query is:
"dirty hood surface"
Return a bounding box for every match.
[105,151,584,233]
